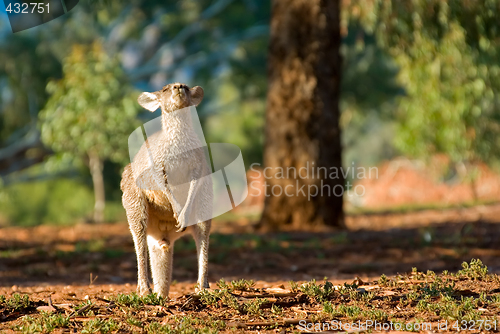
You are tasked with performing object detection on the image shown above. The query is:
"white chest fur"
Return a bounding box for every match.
[132,106,213,225]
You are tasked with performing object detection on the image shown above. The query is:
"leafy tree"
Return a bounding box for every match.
[39,42,139,223]
[347,0,500,168]
[340,23,402,168]
[1,0,270,175]
[0,32,61,176]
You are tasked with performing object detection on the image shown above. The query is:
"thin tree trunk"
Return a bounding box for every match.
[89,151,105,224]
[259,0,344,231]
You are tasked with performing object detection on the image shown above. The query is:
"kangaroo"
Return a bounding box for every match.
[121,83,212,297]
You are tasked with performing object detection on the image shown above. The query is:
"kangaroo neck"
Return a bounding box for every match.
[161,107,195,137]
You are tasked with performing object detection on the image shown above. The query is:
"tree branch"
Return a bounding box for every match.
[129,0,239,80]
[129,24,268,80]
[0,129,49,177]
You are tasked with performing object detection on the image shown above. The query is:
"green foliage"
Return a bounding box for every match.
[146,316,221,334]
[0,294,32,311]
[127,316,144,328]
[417,294,481,321]
[1,0,271,227]
[0,177,93,226]
[340,24,401,167]
[323,302,388,322]
[300,279,336,302]
[378,274,388,286]
[0,33,61,144]
[141,292,167,306]
[319,264,500,324]
[339,282,359,294]
[0,173,124,226]
[204,78,266,167]
[198,279,267,315]
[323,302,363,319]
[391,23,487,163]
[18,312,70,333]
[74,300,93,315]
[270,304,283,315]
[417,277,455,297]
[230,279,255,291]
[115,292,166,308]
[457,259,489,280]
[82,318,120,334]
[363,308,388,321]
[198,279,239,310]
[39,41,139,166]
[243,297,267,316]
[349,0,500,165]
[6,0,500,228]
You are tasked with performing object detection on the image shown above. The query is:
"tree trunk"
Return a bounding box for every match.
[260,0,344,231]
[89,151,105,224]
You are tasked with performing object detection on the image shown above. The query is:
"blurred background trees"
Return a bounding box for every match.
[39,42,139,223]
[343,1,500,162]
[372,0,500,167]
[0,0,500,227]
[0,0,269,225]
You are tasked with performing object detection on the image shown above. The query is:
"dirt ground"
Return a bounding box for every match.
[1,203,500,333]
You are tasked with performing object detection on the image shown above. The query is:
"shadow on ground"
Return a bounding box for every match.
[1,205,500,287]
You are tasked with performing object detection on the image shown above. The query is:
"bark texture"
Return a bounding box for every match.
[260,0,344,231]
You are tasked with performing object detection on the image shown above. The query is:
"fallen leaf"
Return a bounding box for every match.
[37,305,56,313]
[264,287,291,294]
[53,303,74,312]
[379,290,396,296]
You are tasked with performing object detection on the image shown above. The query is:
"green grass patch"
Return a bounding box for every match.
[114,292,166,308]
[0,294,32,312]
[17,312,70,333]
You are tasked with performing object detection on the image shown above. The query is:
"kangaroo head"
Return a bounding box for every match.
[137,83,204,113]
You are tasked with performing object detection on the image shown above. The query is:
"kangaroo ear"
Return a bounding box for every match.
[138,92,160,112]
[190,86,204,106]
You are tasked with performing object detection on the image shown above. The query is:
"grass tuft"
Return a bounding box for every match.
[1,294,32,311]
[457,259,489,280]
[300,279,336,302]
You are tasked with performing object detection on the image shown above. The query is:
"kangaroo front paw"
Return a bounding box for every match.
[175,221,187,232]
[175,216,186,229]
[175,208,189,232]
